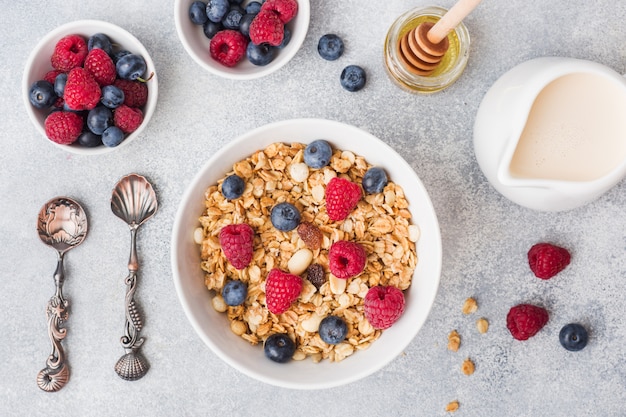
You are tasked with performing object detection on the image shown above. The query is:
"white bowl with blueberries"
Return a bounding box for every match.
[171,118,442,389]
[174,0,310,80]
[23,20,158,155]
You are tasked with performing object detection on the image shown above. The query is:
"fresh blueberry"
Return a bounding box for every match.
[303,140,332,169]
[222,8,244,30]
[222,280,248,306]
[86,106,113,135]
[101,85,125,108]
[206,0,229,23]
[245,1,261,14]
[319,315,348,344]
[87,33,112,54]
[264,333,295,363]
[112,50,131,64]
[340,65,366,92]
[278,27,291,49]
[29,80,56,109]
[318,34,344,61]
[203,20,223,39]
[239,13,255,37]
[189,1,208,25]
[229,0,244,4]
[246,42,276,66]
[101,126,125,147]
[221,174,245,199]
[77,131,102,148]
[271,202,301,231]
[559,323,588,351]
[362,167,388,194]
[54,73,67,97]
[116,54,147,81]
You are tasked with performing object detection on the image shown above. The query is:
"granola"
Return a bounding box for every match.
[196,142,419,362]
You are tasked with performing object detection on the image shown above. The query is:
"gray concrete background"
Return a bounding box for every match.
[2,0,626,416]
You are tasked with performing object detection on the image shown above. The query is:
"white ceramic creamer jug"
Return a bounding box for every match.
[473,57,626,211]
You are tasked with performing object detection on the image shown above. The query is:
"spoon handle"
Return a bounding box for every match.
[37,253,70,392]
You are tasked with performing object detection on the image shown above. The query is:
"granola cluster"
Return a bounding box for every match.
[196,142,419,362]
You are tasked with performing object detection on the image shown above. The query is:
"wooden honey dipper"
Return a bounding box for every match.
[398,0,482,75]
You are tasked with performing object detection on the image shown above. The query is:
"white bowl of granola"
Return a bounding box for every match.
[171,118,442,389]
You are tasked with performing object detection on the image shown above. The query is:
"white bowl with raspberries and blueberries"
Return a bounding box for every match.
[23,20,158,155]
[171,118,443,389]
[174,0,310,80]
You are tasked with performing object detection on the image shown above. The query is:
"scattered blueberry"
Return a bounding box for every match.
[264,333,296,363]
[189,1,208,25]
[87,33,112,54]
[239,13,255,37]
[112,50,131,64]
[86,106,113,135]
[559,323,588,352]
[77,131,103,148]
[271,202,301,231]
[362,167,388,194]
[54,73,67,97]
[319,315,348,344]
[116,54,147,81]
[203,20,223,39]
[278,27,291,49]
[303,140,332,169]
[246,42,276,66]
[245,1,262,14]
[318,34,344,61]
[102,126,125,147]
[222,280,248,306]
[206,0,230,23]
[221,174,245,199]
[29,80,56,109]
[222,8,244,30]
[340,65,366,92]
[101,85,125,108]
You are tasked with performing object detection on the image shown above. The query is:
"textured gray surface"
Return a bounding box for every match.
[2,0,626,416]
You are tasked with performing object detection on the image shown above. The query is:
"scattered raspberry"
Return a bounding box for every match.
[64,67,101,111]
[51,34,88,72]
[249,9,285,46]
[261,0,298,24]
[297,221,323,250]
[113,79,148,108]
[527,243,571,279]
[114,105,143,133]
[219,223,255,270]
[84,48,116,86]
[43,69,64,84]
[265,268,303,314]
[44,111,83,145]
[506,304,548,340]
[325,177,362,221]
[306,263,325,289]
[364,286,406,330]
[329,240,367,279]
[210,30,248,67]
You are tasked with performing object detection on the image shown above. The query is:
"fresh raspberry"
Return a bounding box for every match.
[297,221,323,250]
[249,10,284,46]
[64,67,101,111]
[209,30,248,67]
[113,105,143,133]
[219,223,255,270]
[265,268,303,314]
[325,177,362,221]
[261,0,298,24]
[506,304,549,340]
[306,263,325,289]
[43,69,64,84]
[113,79,148,108]
[528,243,571,279]
[329,240,367,279]
[84,48,116,86]
[44,111,83,145]
[51,34,88,72]
[364,286,406,330]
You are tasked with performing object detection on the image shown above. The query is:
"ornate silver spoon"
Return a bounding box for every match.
[111,174,158,381]
[36,197,88,392]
